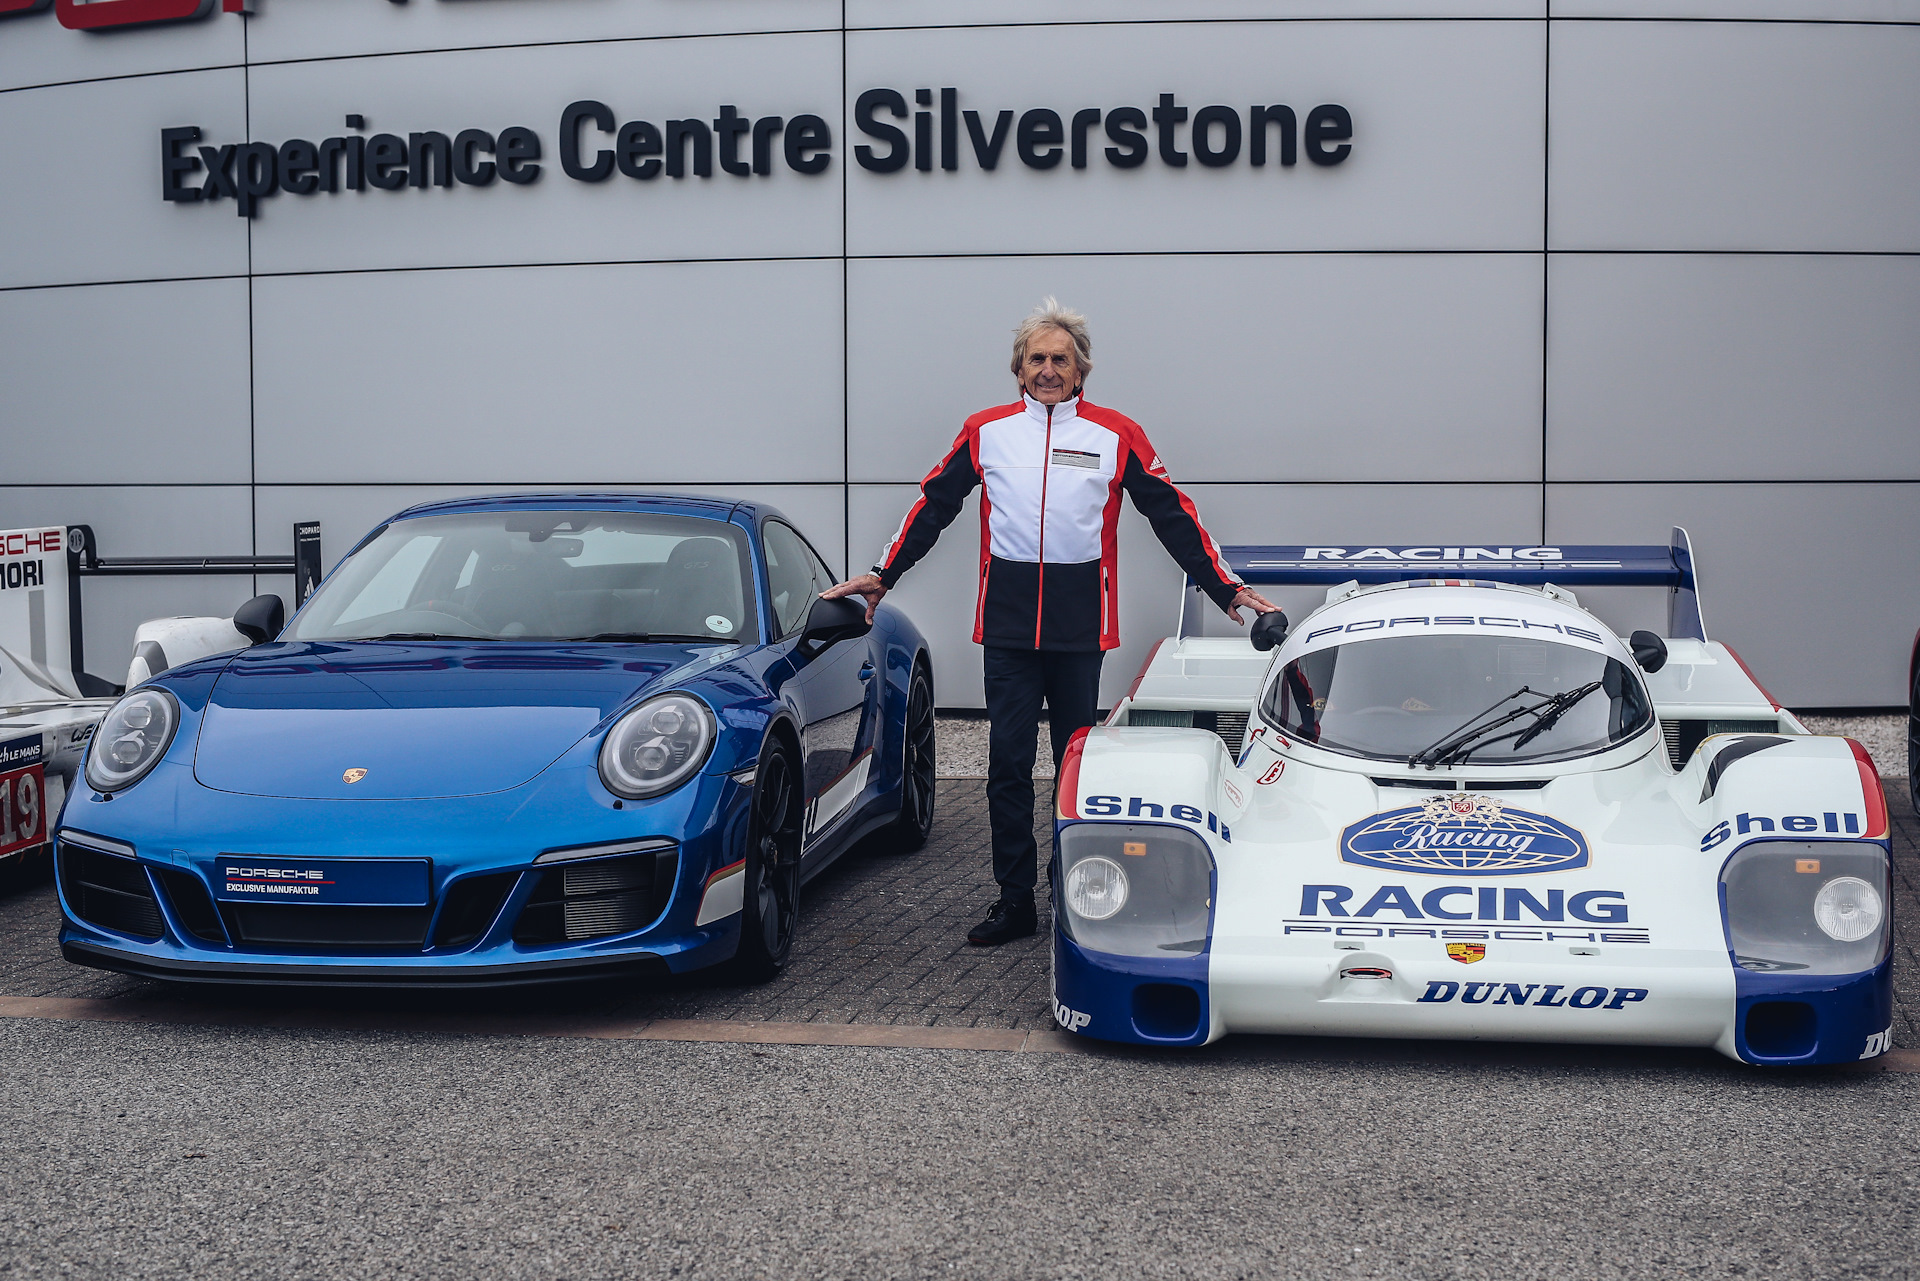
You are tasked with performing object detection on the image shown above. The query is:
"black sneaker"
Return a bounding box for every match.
[967,898,1037,946]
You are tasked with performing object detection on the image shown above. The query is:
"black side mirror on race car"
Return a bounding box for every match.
[1630,629,1668,673]
[233,594,286,646]
[799,595,872,657]
[1250,609,1290,652]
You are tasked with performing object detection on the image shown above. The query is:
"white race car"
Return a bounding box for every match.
[1051,533,1893,1066]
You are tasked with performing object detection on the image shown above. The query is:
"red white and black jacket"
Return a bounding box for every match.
[875,394,1243,652]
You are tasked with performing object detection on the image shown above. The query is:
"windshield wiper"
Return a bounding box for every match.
[354,632,500,642]
[568,632,722,643]
[1410,681,1609,769]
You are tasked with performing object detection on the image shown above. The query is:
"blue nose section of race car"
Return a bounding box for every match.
[1051,927,1212,1046]
[193,640,706,799]
[1731,960,1893,1065]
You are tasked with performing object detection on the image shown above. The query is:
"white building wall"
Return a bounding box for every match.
[1,2,1914,707]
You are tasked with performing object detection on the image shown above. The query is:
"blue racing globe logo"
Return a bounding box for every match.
[1340,794,1589,876]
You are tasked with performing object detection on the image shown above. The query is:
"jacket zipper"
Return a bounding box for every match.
[1034,403,1053,649]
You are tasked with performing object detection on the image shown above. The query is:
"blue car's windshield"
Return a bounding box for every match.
[289,510,755,643]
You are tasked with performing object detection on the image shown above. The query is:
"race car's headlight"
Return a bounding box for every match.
[598,693,715,800]
[1065,857,1128,920]
[1812,876,1883,943]
[1720,841,1891,974]
[84,687,180,793]
[1056,824,1214,959]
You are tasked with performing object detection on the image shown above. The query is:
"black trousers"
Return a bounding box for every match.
[982,646,1105,902]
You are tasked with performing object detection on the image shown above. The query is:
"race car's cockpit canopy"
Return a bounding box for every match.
[1257,587,1654,768]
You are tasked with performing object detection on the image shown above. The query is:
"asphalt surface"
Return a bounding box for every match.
[0,783,1914,1278]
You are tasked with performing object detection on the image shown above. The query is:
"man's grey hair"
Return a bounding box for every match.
[1010,296,1093,382]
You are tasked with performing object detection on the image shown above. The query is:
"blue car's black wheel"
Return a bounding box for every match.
[733,739,801,981]
[1908,666,1918,815]
[883,663,936,854]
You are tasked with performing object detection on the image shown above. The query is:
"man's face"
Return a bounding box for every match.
[1020,327,1080,405]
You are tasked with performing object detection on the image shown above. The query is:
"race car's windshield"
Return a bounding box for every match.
[289,511,755,643]
[1259,634,1653,766]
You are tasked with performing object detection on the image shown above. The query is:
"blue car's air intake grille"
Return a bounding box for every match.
[60,844,164,940]
[223,904,433,950]
[432,872,519,950]
[514,850,677,945]
[153,868,227,943]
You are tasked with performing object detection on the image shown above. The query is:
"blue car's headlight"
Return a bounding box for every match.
[84,687,180,793]
[598,693,716,800]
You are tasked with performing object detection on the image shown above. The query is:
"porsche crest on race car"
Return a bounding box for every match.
[1051,531,1893,1066]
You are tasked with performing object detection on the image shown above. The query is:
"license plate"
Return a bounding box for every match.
[215,857,431,906]
[0,734,47,858]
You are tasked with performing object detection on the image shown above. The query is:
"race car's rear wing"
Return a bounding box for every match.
[1181,527,1705,642]
[0,522,321,699]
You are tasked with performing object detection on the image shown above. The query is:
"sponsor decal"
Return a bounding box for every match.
[0,735,45,859]
[1051,996,1091,1033]
[1417,981,1647,1010]
[1222,779,1244,808]
[1446,942,1485,964]
[1080,795,1230,842]
[1256,761,1284,785]
[213,857,429,906]
[1302,616,1606,647]
[1861,1027,1894,1060]
[1341,794,1589,876]
[1049,448,1101,470]
[1701,812,1864,851]
[1294,882,1631,924]
[341,767,368,784]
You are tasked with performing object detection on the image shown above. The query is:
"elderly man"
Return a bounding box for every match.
[823,299,1276,945]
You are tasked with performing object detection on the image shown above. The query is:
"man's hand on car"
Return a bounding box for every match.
[1227,586,1281,625]
[821,573,888,624]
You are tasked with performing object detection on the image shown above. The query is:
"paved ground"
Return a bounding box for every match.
[0,784,1915,1279]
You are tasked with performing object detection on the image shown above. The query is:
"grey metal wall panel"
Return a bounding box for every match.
[247,0,839,65]
[0,68,247,289]
[1558,1,1920,17]
[0,9,242,95]
[1549,253,1920,482]
[0,278,251,484]
[243,32,844,276]
[853,481,1546,708]
[248,260,845,487]
[1546,482,1920,705]
[849,2,1546,26]
[848,254,1545,485]
[1551,20,1920,251]
[845,20,1545,256]
[0,484,255,680]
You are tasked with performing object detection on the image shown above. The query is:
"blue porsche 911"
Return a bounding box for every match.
[55,493,936,986]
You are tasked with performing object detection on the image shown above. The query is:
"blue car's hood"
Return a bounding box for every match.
[192,641,712,799]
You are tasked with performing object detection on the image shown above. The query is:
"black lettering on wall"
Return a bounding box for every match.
[1069,108,1100,169]
[365,133,408,189]
[964,109,1012,170]
[235,141,277,217]
[939,87,957,171]
[784,114,831,174]
[750,116,783,175]
[343,135,366,191]
[1017,108,1063,169]
[497,126,541,184]
[561,100,615,182]
[665,119,712,178]
[160,126,202,202]
[453,129,496,185]
[1191,105,1240,167]
[914,89,932,173]
[1103,107,1148,168]
[315,136,346,192]
[408,131,453,188]
[715,104,752,176]
[854,88,908,173]
[278,138,318,195]
[1305,104,1352,166]
[198,144,237,201]
[1249,104,1297,167]
[618,120,663,180]
[1152,93,1187,167]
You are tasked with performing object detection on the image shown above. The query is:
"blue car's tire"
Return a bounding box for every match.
[732,738,801,982]
[881,663,936,854]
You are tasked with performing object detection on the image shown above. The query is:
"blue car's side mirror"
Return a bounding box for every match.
[800,595,871,657]
[233,594,285,646]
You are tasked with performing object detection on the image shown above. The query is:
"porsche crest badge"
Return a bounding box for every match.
[1446,942,1486,965]
[342,768,368,784]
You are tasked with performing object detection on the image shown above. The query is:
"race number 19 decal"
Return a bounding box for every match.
[0,735,46,858]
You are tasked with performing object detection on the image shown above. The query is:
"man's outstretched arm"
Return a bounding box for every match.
[822,427,980,622]
[1120,437,1278,625]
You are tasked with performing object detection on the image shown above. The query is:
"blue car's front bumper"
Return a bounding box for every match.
[55,759,753,988]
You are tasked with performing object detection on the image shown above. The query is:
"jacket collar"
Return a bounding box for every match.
[1022,393,1080,425]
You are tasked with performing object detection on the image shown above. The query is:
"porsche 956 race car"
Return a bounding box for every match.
[1052,532,1893,1066]
[56,493,935,987]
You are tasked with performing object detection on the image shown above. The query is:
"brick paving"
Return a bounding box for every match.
[4,781,1916,1044]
